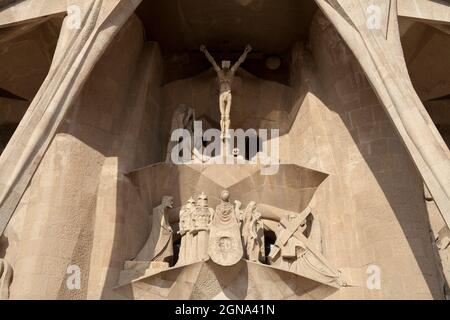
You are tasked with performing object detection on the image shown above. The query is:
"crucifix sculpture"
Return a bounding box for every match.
[200,44,252,140]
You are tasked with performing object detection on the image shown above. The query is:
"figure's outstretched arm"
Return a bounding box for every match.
[231,44,252,73]
[200,45,221,73]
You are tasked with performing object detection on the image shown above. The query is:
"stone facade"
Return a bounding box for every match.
[0,0,449,300]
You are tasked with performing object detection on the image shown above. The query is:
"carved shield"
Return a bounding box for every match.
[208,203,243,266]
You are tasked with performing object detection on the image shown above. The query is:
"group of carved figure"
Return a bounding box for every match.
[178,191,266,266]
[133,190,265,268]
[177,193,214,264]
[132,189,342,288]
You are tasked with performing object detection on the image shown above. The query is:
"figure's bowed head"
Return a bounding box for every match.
[221,60,231,70]
[162,196,174,209]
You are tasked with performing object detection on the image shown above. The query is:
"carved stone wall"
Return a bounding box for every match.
[3,14,159,299]
[295,11,443,299]
[0,0,448,300]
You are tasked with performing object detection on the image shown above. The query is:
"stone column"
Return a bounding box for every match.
[0,0,142,236]
[0,0,143,299]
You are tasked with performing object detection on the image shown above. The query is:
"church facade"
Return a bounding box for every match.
[0,0,449,300]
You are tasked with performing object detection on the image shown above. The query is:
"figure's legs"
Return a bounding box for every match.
[198,231,209,261]
[176,236,186,266]
[224,92,232,138]
[219,92,227,139]
[219,91,232,139]
[190,233,198,263]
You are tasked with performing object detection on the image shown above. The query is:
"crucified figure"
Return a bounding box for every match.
[200,44,252,139]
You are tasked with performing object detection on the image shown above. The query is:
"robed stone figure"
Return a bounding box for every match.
[243,202,265,262]
[135,196,174,264]
[177,197,196,265]
[208,190,243,266]
[191,193,214,262]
